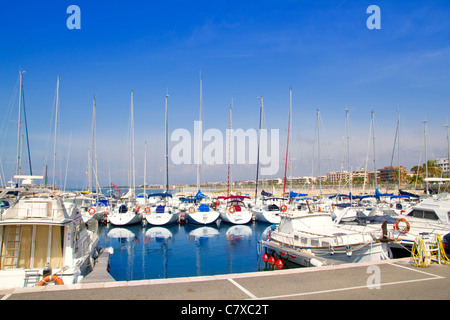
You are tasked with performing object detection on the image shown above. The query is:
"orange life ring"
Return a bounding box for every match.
[189,207,196,214]
[144,206,151,214]
[400,210,405,214]
[88,207,96,215]
[395,217,410,234]
[228,206,235,213]
[38,275,64,286]
[281,205,287,212]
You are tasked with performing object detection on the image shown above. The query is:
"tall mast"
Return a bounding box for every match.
[424,120,428,194]
[165,93,169,193]
[144,141,147,205]
[255,97,263,204]
[372,111,377,190]
[289,87,293,190]
[130,90,135,196]
[52,76,60,189]
[345,109,351,197]
[446,123,450,177]
[317,109,322,197]
[227,100,233,196]
[89,96,97,193]
[283,89,292,197]
[397,111,401,190]
[197,75,202,190]
[16,70,25,181]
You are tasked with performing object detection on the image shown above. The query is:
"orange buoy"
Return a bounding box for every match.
[38,275,64,286]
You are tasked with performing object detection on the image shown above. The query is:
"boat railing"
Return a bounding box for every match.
[0,205,66,221]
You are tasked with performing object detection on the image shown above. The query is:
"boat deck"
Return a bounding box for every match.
[1,257,449,302]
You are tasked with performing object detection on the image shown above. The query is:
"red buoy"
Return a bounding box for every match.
[268,256,276,266]
[275,259,284,270]
[262,253,269,262]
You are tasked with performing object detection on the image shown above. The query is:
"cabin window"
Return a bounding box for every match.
[0,225,63,270]
[408,209,439,220]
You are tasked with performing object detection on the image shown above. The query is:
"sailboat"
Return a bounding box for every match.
[184,76,220,225]
[146,94,179,226]
[108,90,143,226]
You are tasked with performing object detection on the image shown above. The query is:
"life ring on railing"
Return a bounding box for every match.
[38,275,64,286]
[400,210,406,215]
[395,217,410,234]
[281,205,287,212]
[88,208,96,215]
[228,206,235,213]
[215,200,219,207]
[144,207,151,214]
[189,207,196,214]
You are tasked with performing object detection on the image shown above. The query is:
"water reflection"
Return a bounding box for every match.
[100,222,296,281]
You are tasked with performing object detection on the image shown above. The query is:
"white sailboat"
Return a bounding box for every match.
[0,176,100,289]
[217,195,253,225]
[145,94,178,226]
[184,77,219,225]
[108,90,143,226]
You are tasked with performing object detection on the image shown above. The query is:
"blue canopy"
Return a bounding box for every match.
[289,191,308,198]
[261,190,273,197]
[390,195,410,200]
[149,193,172,198]
[195,190,208,200]
[295,198,317,202]
[375,189,393,199]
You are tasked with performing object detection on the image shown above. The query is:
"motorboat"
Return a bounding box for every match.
[217,195,253,225]
[334,194,450,255]
[261,209,391,267]
[0,176,100,289]
[63,194,109,224]
[145,193,179,226]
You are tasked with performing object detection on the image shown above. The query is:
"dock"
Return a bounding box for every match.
[1,257,449,303]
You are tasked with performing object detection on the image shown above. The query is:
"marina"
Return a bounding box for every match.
[1,1,450,302]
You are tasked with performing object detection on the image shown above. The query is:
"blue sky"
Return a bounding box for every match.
[1,0,449,188]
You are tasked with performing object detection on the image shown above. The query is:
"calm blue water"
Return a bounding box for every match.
[98,221,291,281]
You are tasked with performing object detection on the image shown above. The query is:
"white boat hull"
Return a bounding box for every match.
[108,212,142,226]
[185,210,220,225]
[219,209,253,225]
[252,208,281,224]
[262,240,391,267]
[146,212,179,226]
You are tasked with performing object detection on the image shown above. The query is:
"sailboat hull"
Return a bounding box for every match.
[108,212,143,226]
[219,210,253,225]
[185,210,220,225]
[146,212,179,226]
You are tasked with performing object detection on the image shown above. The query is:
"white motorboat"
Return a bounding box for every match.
[261,209,391,267]
[145,194,179,226]
[334,194,450,255]
[63,194,109,224]
[217,195,253,225]
[0,176,100,289]
[251,197,288,224]
[108,202,143,226]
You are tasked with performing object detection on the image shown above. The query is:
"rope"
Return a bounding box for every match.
[411,235,450,267]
